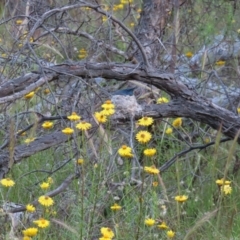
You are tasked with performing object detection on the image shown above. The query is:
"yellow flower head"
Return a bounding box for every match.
[167,230,175,238]
[136,131,152,144]
[24,138,35,144]
[121,0,133,4]
[157,97,169,104]
[101,107,115,116]
[77,158,84,165]
[215,178,231,186]
[102,16,108,22]
[67,112,81,121]
[22,227,38,237]
[38,195,54,207]
[40,182,50,190]
[175,195,188,203]
[26,204,36,212]
[94,111,107,123]
[221,185,232,195]
[42,121,53,129]
[215,60,225,66]
[44,88,50,94]
[33,218,50,228]
[145,218,155,226]
[46,177,53,184]
[165,127,173,135]
[185,51,193,58]
[118,145,134,158]
[143,148,157,157]
[23,236,32,240]
[101,100,115,109]
[110,203,122,211]
[144,166,159,175]
[158,221,169,229]
[138,116,154,126]
[130,22,135,27]
[78,48,87,59]
[172,118,182,128]
[16,19,23,25]
[152,181,158,187]
[24,91,35,99]
[100,227,115,238]
[0,178,15,187]
[62,127,74,135]
[76,121,92,131]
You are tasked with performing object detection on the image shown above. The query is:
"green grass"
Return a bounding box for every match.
[1,0,240,239]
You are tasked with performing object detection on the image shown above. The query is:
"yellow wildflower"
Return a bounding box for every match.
[100,227,114,238]
[101,100,115,109]
[44,88,50,94]
[215,60,225,66]
[67,112,81,121]
[101,107,115,116]
[24,91,35,99]
[42,121,53,129]
[145,218,155,226]
[22,227,38,237]
[117,4,124,9]
[76,121,92,131]
[0,178,15,187]
[215,178,231,186]
[152,181,158,187]
[23,236,32,240]
[144,148,157,157]
[138,116,154,126]
[38,195,54,207]
[118,145,134,158]
[94,111,107,123]
[102,16,108,22]
[33,218,50,228]
[62,127,74,135]
[175,195,188,203]
[130,22,135,27]
[172,118,182,128]
[185,51,193,58]
[24,138,35,144]
[136,131,152,143]
[157,97,169,104]
[158,221,169,229]
[78,48,87,59]
[221,185,232,195]
[167,230,175,238]
[204,137,211,143]
[47,177,53,184]
[144,166,159,175]
[110,203,122,211]
[16,19,23,25]
[77,158,84,165]
[26,204,36,212]
[165,127,173,134]
[40,182,50,190]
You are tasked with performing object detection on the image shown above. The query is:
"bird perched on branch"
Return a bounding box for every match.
[94,78,137,96]
[112,87,137,96]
